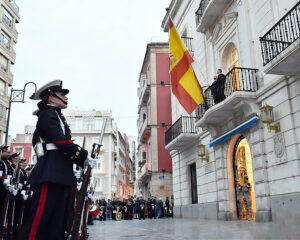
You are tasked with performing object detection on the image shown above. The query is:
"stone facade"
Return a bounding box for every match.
[162,0,300,223]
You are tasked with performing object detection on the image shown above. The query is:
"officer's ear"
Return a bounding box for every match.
[48,94,56,104]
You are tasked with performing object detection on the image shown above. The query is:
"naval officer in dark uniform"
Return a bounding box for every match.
[20,80,96,240]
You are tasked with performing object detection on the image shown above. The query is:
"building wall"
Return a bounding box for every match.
[137,44,173,198]
[0,0,20,143]
[162,0,300,223]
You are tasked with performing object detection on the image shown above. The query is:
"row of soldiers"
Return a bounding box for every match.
[91,196,173,221]
[0,145,32,240]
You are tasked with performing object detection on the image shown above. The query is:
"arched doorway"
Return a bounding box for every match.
[233,136,256,220]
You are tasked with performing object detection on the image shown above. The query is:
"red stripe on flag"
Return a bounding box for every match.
[169,18,174,28]
[29,183,48,240]
[172,80,198,114]
[171,51,194,84]
[53,140,73,146]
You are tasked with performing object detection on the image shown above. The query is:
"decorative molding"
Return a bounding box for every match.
[211,23,222,44]
[224,12,238,27]
[273,133,286,160]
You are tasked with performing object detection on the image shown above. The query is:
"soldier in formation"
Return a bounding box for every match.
[0,147,32,240]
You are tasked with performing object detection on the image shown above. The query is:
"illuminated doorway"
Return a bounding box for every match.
[233,136,256,220]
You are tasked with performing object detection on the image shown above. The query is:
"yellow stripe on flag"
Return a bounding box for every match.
[179,66,205,105]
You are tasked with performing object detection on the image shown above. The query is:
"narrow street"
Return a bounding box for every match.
[88,218,300,240]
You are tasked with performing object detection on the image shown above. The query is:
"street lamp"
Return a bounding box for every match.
[5,82,37,145]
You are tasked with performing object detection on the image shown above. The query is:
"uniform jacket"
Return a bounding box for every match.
[29,106,88,187]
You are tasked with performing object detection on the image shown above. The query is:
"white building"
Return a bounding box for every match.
[64,108,118,200]
[64,108,135,200]
[162,0,300,223]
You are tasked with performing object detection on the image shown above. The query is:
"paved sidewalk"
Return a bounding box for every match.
[88,218,300,240]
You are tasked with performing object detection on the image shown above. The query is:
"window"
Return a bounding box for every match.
[92,136,100,142]
[142,152,146,162]
[2,9,13,27]
[0,32,10,49]
[227,47,240,91]
[14,146,23,157]
[0,80,5,95]
[94,117,102,131]
[72,136,84,147]
[74,117,83,130]
[97,159,102,170]
[0,104,5,121]
[0,54,8,72]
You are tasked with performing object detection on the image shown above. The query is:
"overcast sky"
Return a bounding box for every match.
[9,0,169,142]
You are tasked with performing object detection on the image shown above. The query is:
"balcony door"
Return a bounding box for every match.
[190,163,198,204]
[227,47,240,91]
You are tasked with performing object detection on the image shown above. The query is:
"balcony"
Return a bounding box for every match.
[137,118,150,142]
[260,2,300,75]
[195,0,231,33]
[138,74,150,105]
[182,37,193,53]
[195,67,259,131]
[165,116,198,150]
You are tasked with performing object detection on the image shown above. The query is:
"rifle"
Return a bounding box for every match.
[79,181,96,240]
[65,136,87,239]
[7,162,21,240]
[68,118,107,240]
[0,160,19,240]
[14,183,31,240]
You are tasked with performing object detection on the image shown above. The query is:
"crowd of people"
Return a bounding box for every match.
[89,196,173,223]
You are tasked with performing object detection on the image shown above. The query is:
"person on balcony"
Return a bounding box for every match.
[211,69,226,104]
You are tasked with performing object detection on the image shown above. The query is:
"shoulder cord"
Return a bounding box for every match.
[0,159,7,176]
[55,111,66,136]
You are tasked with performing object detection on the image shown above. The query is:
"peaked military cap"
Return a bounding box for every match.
[31,80,69,100]
[0,145,9,151]
[8,152,20,160]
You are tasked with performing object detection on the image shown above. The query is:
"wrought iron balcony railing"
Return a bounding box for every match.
[165,116,197,146]
[195,0,210,26]
[260,1,300,66]
[196,67,258,119]
[182,37,193,52]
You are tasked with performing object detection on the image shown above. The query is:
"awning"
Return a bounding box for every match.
[209,115,259,147]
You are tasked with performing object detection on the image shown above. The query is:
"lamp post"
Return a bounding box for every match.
[5,82,37,145]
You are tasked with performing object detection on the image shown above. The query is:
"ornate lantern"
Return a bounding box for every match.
[260,104,280,133]
[198,144,209,162]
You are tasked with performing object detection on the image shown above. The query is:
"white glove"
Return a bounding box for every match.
[77,181,82,191]
[73,169,81,180]
[9,185,18,196]
[21,190,28,200]
[84,154,97,169]
[3,179,10,189]
[87,192,92,199]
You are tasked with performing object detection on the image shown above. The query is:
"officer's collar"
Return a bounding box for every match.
[47,104,62,113]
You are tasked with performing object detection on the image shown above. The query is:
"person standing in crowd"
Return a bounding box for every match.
[0,145,14,215]
[133,198,139,219]
[165,196,170,217]
[138,197,145,220]
[147,197,152,219]
[20,80,96,240]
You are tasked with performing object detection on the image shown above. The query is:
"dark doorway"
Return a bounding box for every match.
[190,163,198,204]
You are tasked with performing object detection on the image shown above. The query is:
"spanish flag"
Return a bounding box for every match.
[169,18,204,114]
